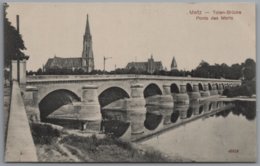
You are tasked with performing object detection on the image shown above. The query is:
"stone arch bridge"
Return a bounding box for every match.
[24,75,240,124]
[24,74,240,110]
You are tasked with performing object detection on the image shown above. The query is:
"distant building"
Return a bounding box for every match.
[44,15,94,72]
[171,56,177,70]
[126,55,163,74]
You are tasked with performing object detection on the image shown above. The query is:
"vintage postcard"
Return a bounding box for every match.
[3,2,256,162]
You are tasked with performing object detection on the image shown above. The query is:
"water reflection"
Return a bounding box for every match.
[45,97,256,143]
[189,100,200,116]
[170,111,180,123]
[100,100,256,141]
[232,101,256,121]
[102,120,130,137]
[174,103,189,119]
[142,100,256,162]
[144,112,162,130]
[186,108,193,118]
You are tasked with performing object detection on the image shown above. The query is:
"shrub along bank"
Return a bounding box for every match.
[30,122,174,162]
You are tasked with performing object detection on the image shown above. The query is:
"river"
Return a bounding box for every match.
[140,100,256,162]
[45,98,256,162]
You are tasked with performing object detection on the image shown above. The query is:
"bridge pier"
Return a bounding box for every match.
[210,84,218,96]
[159,84,174,124]
[24,86,40,122]
[201,100,211,112]
[218,84,224,95]
[211,101,218,110]
[126,84,146,134]
[200,84,210,97]
[145,84,173,125]
[173,84,189,105]
[217,101,224,108]
[80,85,102,131]
[189,84,201,101]
[190,100,200,116]
[173,85,189,119]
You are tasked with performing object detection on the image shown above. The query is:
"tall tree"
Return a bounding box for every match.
[4,3,26,68]
[243,58,256,81]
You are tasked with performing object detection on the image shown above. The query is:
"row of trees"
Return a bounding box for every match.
[29,58,255,82]
[190,59,255,81]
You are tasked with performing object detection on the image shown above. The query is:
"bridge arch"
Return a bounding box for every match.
[186,83,193,93]
[170,83,180,93]
[98,87,130,108]
[143,83,162,98]
[198,83,204,91]
[39,89,81,120]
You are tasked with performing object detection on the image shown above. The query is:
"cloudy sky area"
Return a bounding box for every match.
[6,3,255,71]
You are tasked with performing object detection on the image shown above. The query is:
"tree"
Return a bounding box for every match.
[243,58,255,81]
[4,3,26,68]
[36,68,43,75]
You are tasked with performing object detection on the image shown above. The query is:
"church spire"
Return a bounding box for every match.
[171,56,177,70]
[82,14,94,72]
[85,14,91,37]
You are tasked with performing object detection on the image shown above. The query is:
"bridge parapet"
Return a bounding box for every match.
[5,81,38,162]
[27,74,241,84]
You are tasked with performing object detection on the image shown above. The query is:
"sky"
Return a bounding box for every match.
[6,3,255,71]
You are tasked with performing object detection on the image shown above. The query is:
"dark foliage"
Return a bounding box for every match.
[223,80,255,97]
[31,123,61,145]
[4,3,26,68]
[232,101,256,121]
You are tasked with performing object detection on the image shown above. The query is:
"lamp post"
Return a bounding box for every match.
[16,15,20,83]
[103,56,112,74]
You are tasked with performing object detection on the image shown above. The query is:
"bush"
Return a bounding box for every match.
[223,81,255,97]
[30,123,62,145]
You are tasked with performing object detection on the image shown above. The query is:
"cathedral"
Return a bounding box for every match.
[126,55,163,74]
[44,15,94,73]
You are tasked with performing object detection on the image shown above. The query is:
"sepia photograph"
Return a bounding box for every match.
[3,2,256,163]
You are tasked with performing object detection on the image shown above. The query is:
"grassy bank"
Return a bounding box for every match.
[30,123,172,162]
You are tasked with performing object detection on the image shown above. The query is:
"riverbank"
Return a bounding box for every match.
[31,122,187,162]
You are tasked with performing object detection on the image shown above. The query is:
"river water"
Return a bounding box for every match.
[45,98,256,162]
[140,100,256,162]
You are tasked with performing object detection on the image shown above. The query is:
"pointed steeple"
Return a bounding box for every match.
[85,14,91,38]
[82,14,94,72]
[171,56,177,70]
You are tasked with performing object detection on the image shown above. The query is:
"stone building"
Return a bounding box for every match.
[126,55,163,74]
[171,56,177,70]
[44,15,94,72]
